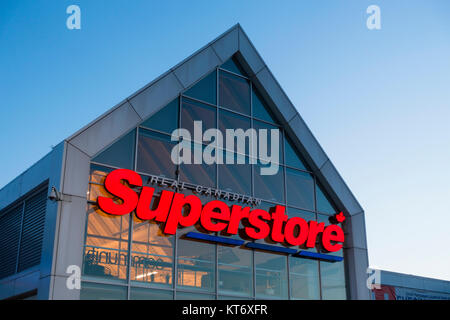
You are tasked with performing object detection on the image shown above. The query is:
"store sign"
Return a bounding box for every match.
[97,169,345,252]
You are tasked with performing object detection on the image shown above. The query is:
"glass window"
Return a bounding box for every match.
[287,207,317,251]
[83,204,129,281]
[92,129,135,169]
[140,98,179,134]
[177,226,216,292]
[218,151,251,196]
[218,295,252,300]
[219,71,250,115]
[320,261,347,300]
[137,129,177,179]
[289,257,320,299]
[316,184,337,214]
[252,201,283,246]
[252,88,276,124]
[255,252,288,299]
[129,287,173,300]
[80,282,127,300]
[88,165,114,202]
[284,137,308,170]
[130,214,174,288]
[253,120,283,165]
[181,97,216,144]
[286,168,314,211]
[219,109,252,155]
[218,246,252,297]
[176,292,215,300]
[184,71,216,105]
[220,56,246,76]
[253,163,284,203]
[180,142,216,188]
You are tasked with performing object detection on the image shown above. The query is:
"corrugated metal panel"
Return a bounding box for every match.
[0,205,22,278]
[17,189,47,272]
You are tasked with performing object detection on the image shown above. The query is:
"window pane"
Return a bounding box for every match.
[255,252,288,299]
[140,98,179,134]
[289,257,320,300]
[80,282,127,300]
[83,204,129,281]
[320,260,347,300]
[252,88,276,123]
[181,97,216,144]
[284,137,307,170]
[92,129,135,169]
[137,129,177,179]
[130,214,174,288]
[219,109,252,155]
[130,287,173,300]
[316,184,337,214]
[253,120,283,164]
[218,246,252,297]
[218,295,252,300]
[177,226,216,292]
[221,57,246,76]
[180,142,216,188]
[287,207,317,252]
[218,151,252,196]
[219,71,250,115]
[184,71,216,105]
[176,292,215,300]
[253,163,284,203]
[286,168,314,211]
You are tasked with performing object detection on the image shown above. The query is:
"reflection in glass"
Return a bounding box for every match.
[83,205,129,281]
[140,98,179,134]
[218,246,252,297]
[80,282,127,300]
[284,137,307,170]
[181,97,216,143]
[320,260,347,300]
[219,109,252,155]
[218,151,251,196]
[137,129,177,179]
[220,56,246,76]
[184,71,216,105]
[180,142,216,188]
[316,184,337,214]
[255,252,288,299]
[219,71,250,115]
[253,120,282,164]
[289,257,320,299]
[286,168,314,211]
[253,163,284,203]
[92,129,136,169]
[252,88,276,123]
[287,207,317,252]
[129,287,173,300]
[176,292,215,300]
[130,214,174,287]
[177,226,216,292]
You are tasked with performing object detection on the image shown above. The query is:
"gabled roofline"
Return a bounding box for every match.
[66,23,364,219]
[54,24,370,300]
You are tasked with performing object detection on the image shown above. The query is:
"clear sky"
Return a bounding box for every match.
[1,0,449,281]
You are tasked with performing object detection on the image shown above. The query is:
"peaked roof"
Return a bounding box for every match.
[66,24,364,220]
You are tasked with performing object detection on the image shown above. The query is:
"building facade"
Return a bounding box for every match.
[371,271,450,300]
[0,25,370,300]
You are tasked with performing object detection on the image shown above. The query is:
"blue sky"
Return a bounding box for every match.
[1,1,449,281]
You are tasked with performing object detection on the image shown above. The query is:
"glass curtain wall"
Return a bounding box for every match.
[81,56,347,300]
